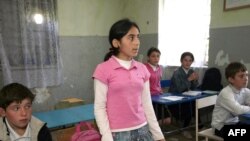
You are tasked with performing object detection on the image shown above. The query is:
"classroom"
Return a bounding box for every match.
[0,0,250,140]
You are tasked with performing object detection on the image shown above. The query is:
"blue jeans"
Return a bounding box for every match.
[112,125,154,141]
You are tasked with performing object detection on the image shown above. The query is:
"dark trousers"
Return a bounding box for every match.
[168,102,194,127]
[153,103,171,121]
[215,121,248,138]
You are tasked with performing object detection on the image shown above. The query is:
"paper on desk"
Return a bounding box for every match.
[161,96,184,101]
[202,90,219,94]
[182,91,201,96]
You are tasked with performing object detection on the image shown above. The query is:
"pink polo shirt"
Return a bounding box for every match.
[145,63,162,95]
[93,56,150,130]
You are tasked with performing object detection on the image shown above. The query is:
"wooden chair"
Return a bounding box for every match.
[195,95,223,141]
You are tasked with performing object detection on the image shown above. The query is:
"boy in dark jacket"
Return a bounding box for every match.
[0,83,52,141]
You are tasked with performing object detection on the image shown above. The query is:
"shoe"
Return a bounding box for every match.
[182,131,193,139]
[163,117,171,125]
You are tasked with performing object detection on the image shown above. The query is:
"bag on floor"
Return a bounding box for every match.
[71,122,101,141]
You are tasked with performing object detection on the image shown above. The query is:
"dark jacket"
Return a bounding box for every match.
[169,67,199,93]
[0,116,52,141]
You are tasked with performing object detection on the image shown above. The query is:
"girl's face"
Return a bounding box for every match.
[229,71,248,90]
[148,51,160,66]
[115,26,140,61]
[181,55,193,70]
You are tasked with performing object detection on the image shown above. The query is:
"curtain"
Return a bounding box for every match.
[0,0,63,88]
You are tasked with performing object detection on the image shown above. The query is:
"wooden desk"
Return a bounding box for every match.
[33,104,94,129]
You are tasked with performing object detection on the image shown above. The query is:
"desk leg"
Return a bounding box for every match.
[178,103,182,127]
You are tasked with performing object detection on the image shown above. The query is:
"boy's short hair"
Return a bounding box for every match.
[225,62,247,79]
[0,83,35,109]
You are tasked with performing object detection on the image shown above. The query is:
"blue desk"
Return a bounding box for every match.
[239,113,250,124]
[33,104,94,129]
[151,92,217,134]
[151,92,211,105]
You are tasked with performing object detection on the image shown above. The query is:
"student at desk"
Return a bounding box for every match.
[93,19,165,141]
[168,51,199,139]
[169,52,199,93]
[145,47,171,126]
[211,62,250,138]
[0,83,52,141]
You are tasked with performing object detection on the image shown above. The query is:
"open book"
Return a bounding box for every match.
[161,96,185,101]
[182,91,202,96]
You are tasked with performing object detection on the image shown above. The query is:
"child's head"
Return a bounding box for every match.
[180,52,194,70]
[225,62,248,89]
[147,47,161,66]
[0,83,35,130]
[104,18,140,61]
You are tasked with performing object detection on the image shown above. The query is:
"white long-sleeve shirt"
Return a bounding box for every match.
[211,85,250,130]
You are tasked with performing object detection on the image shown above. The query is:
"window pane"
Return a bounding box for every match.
[158,0,211,67]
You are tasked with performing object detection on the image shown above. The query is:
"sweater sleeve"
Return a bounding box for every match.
[142,80,165,140]
[94,79,113,141]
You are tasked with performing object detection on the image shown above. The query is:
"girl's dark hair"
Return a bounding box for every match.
[0,83,35,109]
[147,47,161,57]
[180,52,194,62]
[225,62,247,79]
[104,18,140,61]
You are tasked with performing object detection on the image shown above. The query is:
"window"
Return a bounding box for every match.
[0,0,62,88]
[158,0,211,67]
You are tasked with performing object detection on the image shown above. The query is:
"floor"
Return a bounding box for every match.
[161,118,216,141]
[51,116,213,141]
[161,121,196,141]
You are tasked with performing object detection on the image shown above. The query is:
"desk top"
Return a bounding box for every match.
[33,104,94,129]
[151,92,216,105]
[239,113,250,124]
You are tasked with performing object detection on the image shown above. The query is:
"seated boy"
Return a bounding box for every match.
[0,83,52,141]
[211,62,250,138]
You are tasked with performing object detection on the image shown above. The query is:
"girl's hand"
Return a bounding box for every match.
[188,72,199,81]
[158,139,166,141]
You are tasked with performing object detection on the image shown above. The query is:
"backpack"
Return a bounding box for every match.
[71,122,101,141]
[199,67,223,91]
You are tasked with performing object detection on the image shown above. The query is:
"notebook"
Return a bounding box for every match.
[161,96,184,101]
[182,91,202,96]
[202,90,219,95]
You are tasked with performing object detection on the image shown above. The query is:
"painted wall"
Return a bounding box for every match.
[209,0,250,86]
[32,0,159,111]
[4,0,250,111]
[53,0,250,111]
[210,0,250,28]
[58,0,158,36]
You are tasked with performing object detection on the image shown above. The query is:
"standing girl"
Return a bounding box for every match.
[145,47,171,125]
[93,19,165,141]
